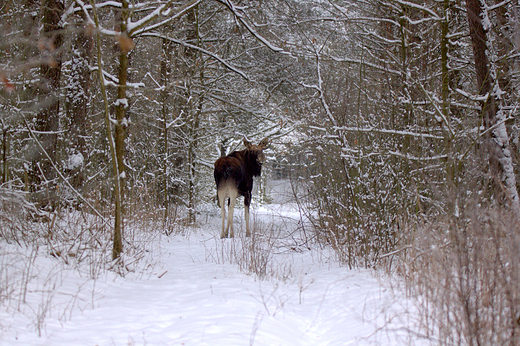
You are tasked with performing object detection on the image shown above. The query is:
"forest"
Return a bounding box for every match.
[1,0,520,344]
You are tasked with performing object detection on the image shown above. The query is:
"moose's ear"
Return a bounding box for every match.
[243,138,252,149]
[259,137,269,149]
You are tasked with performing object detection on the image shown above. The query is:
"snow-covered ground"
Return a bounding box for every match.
[0,181,426,345]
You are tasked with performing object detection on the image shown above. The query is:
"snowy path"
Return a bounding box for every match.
[1,203,422,345]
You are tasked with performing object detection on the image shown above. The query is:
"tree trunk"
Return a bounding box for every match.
[186,7,201,224]
[441,0,453,182]
[2,126,8,184]
[65,17,92,190]
[160,36,173,228]
[466,0,520,211]
[112,0,131,259]
[441,0,458,216]
[30,0,64,206]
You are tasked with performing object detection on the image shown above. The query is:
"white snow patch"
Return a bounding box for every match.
[64,153,84,170]
[114,98,129,108]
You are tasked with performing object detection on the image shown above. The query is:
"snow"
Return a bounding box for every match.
[64,153,84,171]
[114,98,129,109]
[0,182,426,345]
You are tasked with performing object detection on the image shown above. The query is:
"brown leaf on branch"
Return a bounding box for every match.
[1,74,15,92]
[116,33,135,52]
[85,23,96,37]
[43,57,58,68]
[38,37,56,52]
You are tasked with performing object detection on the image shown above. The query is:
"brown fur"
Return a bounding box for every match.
[214,138,269,238]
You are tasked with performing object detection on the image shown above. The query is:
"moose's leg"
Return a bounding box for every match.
[219,192,227,238]
[219,183,238,238]
[228,195,236,238]
[245,205,250,237]
[244,193,251,237]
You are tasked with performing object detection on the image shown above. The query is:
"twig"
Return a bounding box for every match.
[22,119,106,222]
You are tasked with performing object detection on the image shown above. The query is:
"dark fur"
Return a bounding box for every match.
[214,138,268,238]
[214,150,262,207]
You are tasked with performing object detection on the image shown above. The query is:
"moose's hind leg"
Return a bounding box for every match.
[219,196,227,238]
[218,182,238,238]
[244,193,251,237]
[244,205,250,237]
[228,195,236,238]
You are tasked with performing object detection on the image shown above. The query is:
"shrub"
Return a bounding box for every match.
[404,201,520,345]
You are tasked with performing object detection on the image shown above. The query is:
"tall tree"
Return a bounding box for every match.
[160,33,174,228]
[29,0,64,206]
[65,14,92,190]
[111,0,132,259]
[77,0,204,258]
[184,7,203,224]
[466,0,520,211]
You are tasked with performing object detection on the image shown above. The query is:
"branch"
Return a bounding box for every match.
[140,33,249,80]
[415,78,455,137]
[73,0,119,36]
[331,126,444,140]
[22,119,106,221]
[128,0,203,36]
[215,0,294,57]
[392,0,440,19]
[379,245,412,259]
[386,151,448,162]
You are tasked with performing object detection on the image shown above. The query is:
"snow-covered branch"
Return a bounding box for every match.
[140,33,249,80]
[215,0,294,57]
[386,151,448,162]
[392,0,440,19]
[128,0,203,36]
[331,126,444,140]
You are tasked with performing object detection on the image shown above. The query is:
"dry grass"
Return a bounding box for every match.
[0,194,164,335]
[204,215,295,282]
[401,201,520,345]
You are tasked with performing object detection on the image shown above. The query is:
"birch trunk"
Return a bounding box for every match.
[466,0,520,212]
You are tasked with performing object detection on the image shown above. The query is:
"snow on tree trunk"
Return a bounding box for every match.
[30,0,64,205]
[466,0,520,213]
[65,17,92,190]
[111,0,133,259]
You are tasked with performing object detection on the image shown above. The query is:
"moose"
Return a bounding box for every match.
[214,138,269,238]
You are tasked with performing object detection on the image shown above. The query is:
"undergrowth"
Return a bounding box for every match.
[0,193,162,335]
[203,212,309,282]
[398,201,520,345]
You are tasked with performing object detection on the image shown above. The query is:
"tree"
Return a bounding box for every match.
[29,0,64,206]
[466,0,520,212]
[65,11,92,192]
[76,0,206,258]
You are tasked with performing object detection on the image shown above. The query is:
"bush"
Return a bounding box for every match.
[404,201,520,345]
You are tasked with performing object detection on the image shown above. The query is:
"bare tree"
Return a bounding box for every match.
[75,0,203,258]
[466,0,520,212]
[65,13,92,191]
[29,0,64,206]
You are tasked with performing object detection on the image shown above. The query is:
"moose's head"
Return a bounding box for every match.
[243,137,269,166]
